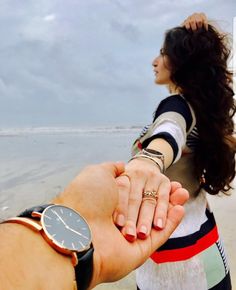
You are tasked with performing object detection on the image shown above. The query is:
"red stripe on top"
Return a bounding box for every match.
[151,226,219,264]
[138,141,142,149]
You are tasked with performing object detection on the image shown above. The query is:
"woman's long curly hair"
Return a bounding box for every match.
[163,25,236,195]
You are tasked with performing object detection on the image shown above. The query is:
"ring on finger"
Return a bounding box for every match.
[142,190,158,200]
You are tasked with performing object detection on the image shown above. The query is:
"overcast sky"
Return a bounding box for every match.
[0,0,235,128]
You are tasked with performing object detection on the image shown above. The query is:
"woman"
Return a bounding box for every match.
[114,13,235,290]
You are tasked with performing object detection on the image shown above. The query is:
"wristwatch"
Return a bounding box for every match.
[4,204,94,290]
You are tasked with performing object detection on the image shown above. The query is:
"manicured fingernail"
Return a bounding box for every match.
[126,226,135,236]
[116,214,125,226]
[140,225,147,234]
[125,234,136,242]
[138,225,148,240]
[125,227,136,242]
[154,218,163,230]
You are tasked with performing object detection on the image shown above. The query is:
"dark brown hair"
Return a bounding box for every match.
[163,25,236,195]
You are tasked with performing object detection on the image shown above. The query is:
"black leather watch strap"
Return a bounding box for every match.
[18,204,52,219]
[76,247,94,290]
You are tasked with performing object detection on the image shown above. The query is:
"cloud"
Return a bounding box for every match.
[109,19,140,42]
[43,14,56,22]
[0,0,235,127]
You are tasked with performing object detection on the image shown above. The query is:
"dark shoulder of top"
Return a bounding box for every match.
[153,94,193,132]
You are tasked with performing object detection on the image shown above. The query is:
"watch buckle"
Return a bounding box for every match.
[31,211,42,218]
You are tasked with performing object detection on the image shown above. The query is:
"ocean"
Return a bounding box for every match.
[0,126,141,219]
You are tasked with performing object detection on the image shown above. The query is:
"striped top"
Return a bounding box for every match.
[132,94,199,162]
[134,94,231,289]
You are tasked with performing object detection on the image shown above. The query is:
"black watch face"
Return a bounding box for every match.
[41,205,92,252]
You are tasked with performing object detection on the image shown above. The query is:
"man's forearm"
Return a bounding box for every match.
[0,223,74,290]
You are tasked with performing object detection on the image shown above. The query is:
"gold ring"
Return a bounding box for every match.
[142,190,158,200]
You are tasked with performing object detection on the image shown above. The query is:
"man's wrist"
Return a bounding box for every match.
[0,222,74,290]
[51,195,75,211]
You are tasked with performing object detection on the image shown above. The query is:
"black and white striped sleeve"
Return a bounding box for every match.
[142,95,196,163]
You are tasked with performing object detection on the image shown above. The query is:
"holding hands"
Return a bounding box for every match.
[114,156,188,242]
[55,162,188,287]
[115,158,171,241]
[0,162,188,290]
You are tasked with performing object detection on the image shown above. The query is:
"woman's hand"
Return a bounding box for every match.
[182,12,208,31]
[114,158,189,242]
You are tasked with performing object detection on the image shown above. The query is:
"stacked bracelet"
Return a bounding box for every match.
[129,148,165,173]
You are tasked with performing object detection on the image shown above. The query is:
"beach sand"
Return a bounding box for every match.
[0,131,235,289]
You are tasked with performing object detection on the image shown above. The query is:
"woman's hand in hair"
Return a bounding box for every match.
[182,12,208,31]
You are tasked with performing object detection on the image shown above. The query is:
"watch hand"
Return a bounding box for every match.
[68,227,89,240]
[52,210,68,228]
[51,210,88,239]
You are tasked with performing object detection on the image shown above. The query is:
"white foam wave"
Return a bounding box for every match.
[0,126,142,136]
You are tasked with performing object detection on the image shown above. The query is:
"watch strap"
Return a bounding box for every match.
[75,247,94,290]
[18,204,52,219]
[3,217,42,232]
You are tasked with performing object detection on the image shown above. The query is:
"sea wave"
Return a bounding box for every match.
[0,126,142,136]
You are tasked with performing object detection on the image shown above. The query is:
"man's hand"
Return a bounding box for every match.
[54,162,188,288]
